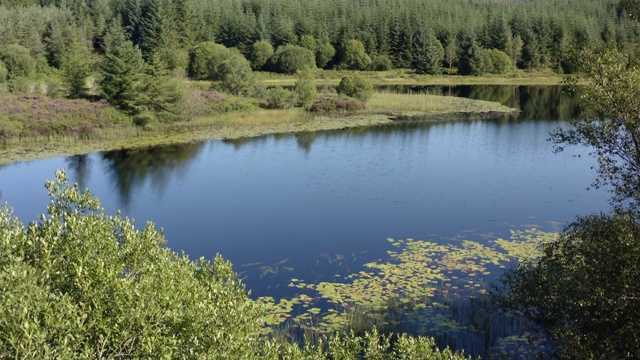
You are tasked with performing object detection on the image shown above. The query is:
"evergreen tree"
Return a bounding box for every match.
[412,29,444,75]
[458,31,488,76]
[135,53,184,122]
[61,42,93,99]
[489,16,510,51]
[138,0,164,60]
[99,30,145,113]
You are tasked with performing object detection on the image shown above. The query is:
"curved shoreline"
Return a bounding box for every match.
[0,96,518,166]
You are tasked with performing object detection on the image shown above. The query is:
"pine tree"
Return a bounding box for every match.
[61,42,93,99]
[458,31,487,76]
[99,29,145,113]
[489,16,511,51]
[138,0,164,60]
[412,29,443,75]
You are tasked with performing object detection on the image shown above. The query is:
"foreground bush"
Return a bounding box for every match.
[0,171,266,358]
[0,171,472,359]
[497,211,640,358]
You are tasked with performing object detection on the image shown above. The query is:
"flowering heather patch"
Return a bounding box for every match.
[200,90,227,104]
[0,94,124,140]
[309,96,366,112]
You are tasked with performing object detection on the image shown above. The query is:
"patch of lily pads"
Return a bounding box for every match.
[257,226,558,337]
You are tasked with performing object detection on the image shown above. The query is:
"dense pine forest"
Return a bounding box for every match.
[0,0,637,78]
[0,0,636,132]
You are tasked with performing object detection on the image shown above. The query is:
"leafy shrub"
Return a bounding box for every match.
[0,60,8,83]
[188,41,228,79]
[299,35,317,52]
[336,73,373,101]
[263,87,297,109]
[218,52,254,95]
[316,41,336,69]
[0,44,36,79]
[250,40,274,70]
[372,55,393,71]
[269,44,316,74]
[498,211,640,358]
[0,171,269,358]
[294,69,317,108]
[157,47,189,73]
[308,96,366,112]
[339,39,372,70]
[485,49,513,74]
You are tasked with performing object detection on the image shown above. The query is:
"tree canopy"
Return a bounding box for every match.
[551,49,640,209]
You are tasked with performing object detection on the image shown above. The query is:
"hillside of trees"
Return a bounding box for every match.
[0,0,637,78]
[0,0,637,128]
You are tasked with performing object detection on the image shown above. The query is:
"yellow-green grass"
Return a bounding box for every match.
[257,69,576,87]
[0,109,392,165]
[367,91,518,117]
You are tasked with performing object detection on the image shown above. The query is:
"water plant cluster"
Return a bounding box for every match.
[257,227,558,357]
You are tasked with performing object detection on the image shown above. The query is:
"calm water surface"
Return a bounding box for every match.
[0,86,609,298]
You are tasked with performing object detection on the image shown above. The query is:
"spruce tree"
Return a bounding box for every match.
[61,42,93,99]
[99,27,145,114]
[412,29,444,75]
[457,32,488,76]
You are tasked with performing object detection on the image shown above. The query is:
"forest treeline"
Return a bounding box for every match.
[0,0,637,78]
[0,0,638,132]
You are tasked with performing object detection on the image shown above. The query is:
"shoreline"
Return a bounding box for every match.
[0,111,516,166]
[0,82,524,165]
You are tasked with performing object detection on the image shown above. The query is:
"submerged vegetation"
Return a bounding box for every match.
[257,228,557,358]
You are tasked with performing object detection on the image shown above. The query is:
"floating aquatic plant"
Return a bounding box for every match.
[259,226,557,338]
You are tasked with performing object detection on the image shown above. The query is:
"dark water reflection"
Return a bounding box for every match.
[382,84,581,121]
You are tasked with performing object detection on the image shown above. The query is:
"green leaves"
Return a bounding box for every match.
[552,48,640,208]
[497,212,640,358]
[0,170,266,358]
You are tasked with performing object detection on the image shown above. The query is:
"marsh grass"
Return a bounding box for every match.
[258,69,571,87]
[367,92,453,114]
[367,91,517,117]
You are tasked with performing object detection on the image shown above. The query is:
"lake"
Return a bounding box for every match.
[0,85,610,357]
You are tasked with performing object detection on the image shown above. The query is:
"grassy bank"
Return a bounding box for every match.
[0,88,518,165]
[366,91,516,117]
[258,69,573,87]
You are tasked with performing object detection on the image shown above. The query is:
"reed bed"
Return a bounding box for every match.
[367,91,517,116]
